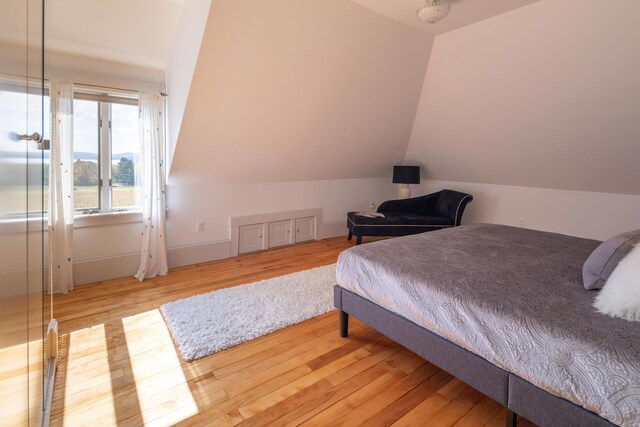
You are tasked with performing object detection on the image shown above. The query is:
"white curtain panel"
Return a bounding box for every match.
[135,92,168,281]
[48,81,74,294]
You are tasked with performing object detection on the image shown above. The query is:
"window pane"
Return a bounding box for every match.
[32,93,49,216]
[111,103,139,209]
[73,100,99,211]
[41,95,50,214]
[0,89,27,216]
[0,90,49,216]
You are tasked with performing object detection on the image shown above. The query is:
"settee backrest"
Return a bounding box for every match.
[435,190,473,225]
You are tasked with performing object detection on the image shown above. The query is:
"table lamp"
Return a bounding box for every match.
[392,165,420,199]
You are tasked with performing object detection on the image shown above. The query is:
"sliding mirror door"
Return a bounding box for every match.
[0,0,46,425]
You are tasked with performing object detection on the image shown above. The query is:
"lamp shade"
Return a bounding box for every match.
[392,166,420,184]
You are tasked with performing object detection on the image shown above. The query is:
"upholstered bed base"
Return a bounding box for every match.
[334,286,615,427]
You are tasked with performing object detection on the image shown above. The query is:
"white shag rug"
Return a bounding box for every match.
[160,264,337,362]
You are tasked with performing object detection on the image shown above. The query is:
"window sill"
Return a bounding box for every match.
[74,211,143,228]
[0,210,143,234]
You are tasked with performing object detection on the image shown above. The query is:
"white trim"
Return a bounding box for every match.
[74,210,142,228]
[0,267,47,299]
[321,220,347,239]
[230,208,322,227]
[73,253,140,285]
[98,101,112,212]
[167,240,230,268]
[230,208,322,257]
[2,221,341,287]
[73,240,231,285]
[0,216,45,234]
[0,210,142,234]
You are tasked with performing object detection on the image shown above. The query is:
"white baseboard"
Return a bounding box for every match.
[4,222,341,289]
[167,240,231,268]
[73,240,231,285]
[0,267,49,299]
[73,253,140,285]
[321,220,347,239]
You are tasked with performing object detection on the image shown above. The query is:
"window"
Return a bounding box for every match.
[73,100,100,210]
[110,103,140,210]
[72,97,140,214]
[0,88,50,217]
[0,86,140,218]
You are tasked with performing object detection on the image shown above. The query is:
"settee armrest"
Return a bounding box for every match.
[377,192,440,215]
[435,190,473,226]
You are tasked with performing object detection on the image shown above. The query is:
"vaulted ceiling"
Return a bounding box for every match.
[1,0,544,73]
[168,0,434,184]
[167,0,553,185]
[0,0,183,70]
[351,0,542,34]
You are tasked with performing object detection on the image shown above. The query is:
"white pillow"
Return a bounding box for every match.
[594,242,640,321]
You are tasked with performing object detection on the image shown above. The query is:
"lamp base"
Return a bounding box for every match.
[398,184,411,199]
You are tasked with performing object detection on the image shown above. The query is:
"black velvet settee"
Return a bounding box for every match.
[347,189,473,245]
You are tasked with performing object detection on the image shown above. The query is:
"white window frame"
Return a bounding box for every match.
[0,82,144,229]
[75,95,140,215]
[97,101,113,213]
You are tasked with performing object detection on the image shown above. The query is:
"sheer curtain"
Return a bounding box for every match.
[48,81,74,294]
[135,92,168,281]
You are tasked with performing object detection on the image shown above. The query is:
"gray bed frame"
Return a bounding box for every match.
[334,285,616,427]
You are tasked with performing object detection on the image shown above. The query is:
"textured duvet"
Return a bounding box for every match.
[336,224,640,426]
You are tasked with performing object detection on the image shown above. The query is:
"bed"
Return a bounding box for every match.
[334,224,640,426]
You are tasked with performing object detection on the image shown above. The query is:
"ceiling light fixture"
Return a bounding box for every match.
[417,0,451,24]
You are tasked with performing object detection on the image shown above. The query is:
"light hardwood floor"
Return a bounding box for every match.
[50,237,536,426]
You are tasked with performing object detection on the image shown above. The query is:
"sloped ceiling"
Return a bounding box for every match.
[350,0,542,35]
[168,0,434,184]
[47,0,182,69]
[405,0,640,195]
[0,0,183,70]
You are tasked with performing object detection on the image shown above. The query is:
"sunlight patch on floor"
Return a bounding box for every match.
[0,294,44,426]
[0,342,29,425]
[122,309,198,426]
[62,323,117,426]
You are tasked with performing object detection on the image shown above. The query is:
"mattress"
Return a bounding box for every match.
[336,224,640,426]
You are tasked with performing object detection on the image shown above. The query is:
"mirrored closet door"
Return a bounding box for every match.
[0,0,48,425]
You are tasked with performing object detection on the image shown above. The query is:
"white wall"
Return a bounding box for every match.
[13,0,640,288]
[1,177,397,290]
[5,0,424,287]
[159,0,434,280]
[406,0,640,195]
[420,180,640,241]
[165,178,397,247]
[405,0,640,238]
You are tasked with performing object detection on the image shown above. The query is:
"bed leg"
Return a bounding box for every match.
[347,231,353,241]
[506,409,517,427]
[356,236,362,245]
[339,310,349,337]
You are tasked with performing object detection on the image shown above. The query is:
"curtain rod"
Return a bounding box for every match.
[34,76,168,97]
[73,82,168,97]
[0,73,168,97]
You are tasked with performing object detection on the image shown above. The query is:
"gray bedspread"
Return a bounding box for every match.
[336,224,640,426]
